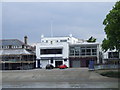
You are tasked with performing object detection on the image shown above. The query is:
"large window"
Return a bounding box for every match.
[69,46,97,56]
[75,47,80,56]
[70,47,75,56]
[60,40,67,42]
[86,49,91,55]
[92,49,97,55]
[108,52,119,58]
[41,49,62,54]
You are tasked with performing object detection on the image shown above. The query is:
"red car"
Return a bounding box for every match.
[59,64,67,69]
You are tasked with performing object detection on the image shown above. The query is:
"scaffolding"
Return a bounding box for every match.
[0,54,36,70]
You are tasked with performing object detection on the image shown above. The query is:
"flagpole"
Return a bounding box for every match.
[51,19,53,37]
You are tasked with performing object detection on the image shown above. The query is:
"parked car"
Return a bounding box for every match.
[46,64,54,69]
[59,64,67,69]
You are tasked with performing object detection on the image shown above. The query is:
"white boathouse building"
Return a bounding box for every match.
[36,35,101,68]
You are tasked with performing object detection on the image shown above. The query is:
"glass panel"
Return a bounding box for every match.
[86,49,91,55]
[41,49,62,54]
[70,49,74,56]
[75,49,79,56]
[92,49,97,55]
[81,49,85,55]
[60,40,67,42]
[74,47,80,56]
[108,52,119,58]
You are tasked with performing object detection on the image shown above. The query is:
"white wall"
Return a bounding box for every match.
[36,43,41,59]
[36,42,69,68]
[37,42,69,59]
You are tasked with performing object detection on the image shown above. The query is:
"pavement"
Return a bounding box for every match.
[1,68,119,88]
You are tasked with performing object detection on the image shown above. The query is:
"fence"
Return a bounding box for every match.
[94,64,120,70]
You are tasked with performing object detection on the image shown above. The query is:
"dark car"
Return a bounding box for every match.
[46,64,54,69]
[59,64,67,69]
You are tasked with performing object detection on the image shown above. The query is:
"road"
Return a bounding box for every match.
[1,68,119,88]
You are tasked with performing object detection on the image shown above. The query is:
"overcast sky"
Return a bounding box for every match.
[2,2,115,44]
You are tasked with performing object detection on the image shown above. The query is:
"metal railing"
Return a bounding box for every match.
[94,64,120,70]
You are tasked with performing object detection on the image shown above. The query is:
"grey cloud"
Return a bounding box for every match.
[2,2,115,43]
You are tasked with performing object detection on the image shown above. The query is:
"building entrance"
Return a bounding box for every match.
[71,60,80,68]
[55,61,63,68]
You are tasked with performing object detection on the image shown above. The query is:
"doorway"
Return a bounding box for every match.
[71,60,80,68]
[55,61,63,68]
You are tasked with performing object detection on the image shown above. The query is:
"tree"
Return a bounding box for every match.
[102,1,120,52]
[87,36,96,42]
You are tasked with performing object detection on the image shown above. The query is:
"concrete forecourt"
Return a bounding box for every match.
[2,68,119,88]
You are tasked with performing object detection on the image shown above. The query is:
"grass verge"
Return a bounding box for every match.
[100,71,120,78]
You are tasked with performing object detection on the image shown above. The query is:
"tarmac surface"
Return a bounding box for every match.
[1,68,119,88]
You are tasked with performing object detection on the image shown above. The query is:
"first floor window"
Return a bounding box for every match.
[86,49,91,55]
[41,49,62,54]
[92,49,97,55]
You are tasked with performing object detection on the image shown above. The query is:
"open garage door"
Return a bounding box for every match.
[71,60,80,68]
[55,61,63,68]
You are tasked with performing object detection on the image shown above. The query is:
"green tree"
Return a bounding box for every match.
[102,1,120,52]
[87,36,96,42]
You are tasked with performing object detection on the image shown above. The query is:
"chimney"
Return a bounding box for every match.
[24,36,28,44]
